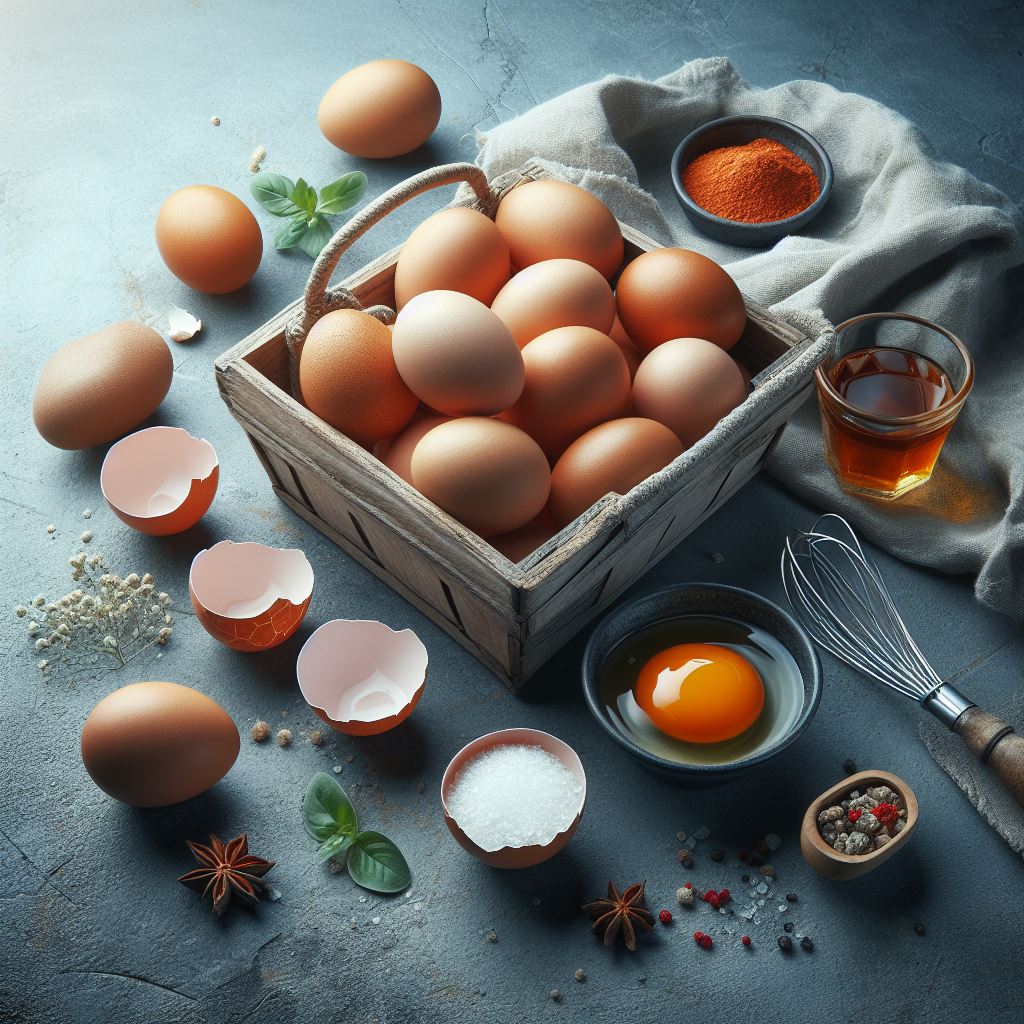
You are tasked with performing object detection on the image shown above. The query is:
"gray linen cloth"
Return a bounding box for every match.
[477,57,1024,621]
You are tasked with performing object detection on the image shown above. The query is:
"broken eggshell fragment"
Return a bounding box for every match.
[101,426,218,535]
[189,541,314,651]
[441,728,587,869]
[297,619,427,736]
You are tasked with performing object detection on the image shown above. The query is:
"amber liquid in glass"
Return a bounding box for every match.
[822,347,955,496]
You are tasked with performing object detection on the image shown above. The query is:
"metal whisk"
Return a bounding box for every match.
[781,513,1024,808]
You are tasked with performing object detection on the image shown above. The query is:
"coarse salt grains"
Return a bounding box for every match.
[447,744,583,852]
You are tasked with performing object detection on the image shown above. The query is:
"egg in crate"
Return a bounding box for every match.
[490,259,615,348]
[299,309,418,448]
[616,247,746,353]
[499,326,631,459]
[384,417,549,538]
[392,291,524,415]
[394,207,510,308]
[632,337,748,447]
[548,417,684,528]
[494,178,624,278]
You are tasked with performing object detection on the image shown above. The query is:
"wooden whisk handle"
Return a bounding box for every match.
[953,706,1024,808]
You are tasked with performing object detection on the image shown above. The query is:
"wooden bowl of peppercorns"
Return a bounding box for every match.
[800,769,919,880]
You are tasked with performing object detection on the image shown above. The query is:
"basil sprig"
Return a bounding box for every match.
[302,772,411,894]
[250,171,368,258]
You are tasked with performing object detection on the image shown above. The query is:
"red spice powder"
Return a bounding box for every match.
[683,137,821,224]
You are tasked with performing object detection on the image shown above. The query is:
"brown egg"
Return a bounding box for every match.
[33,322,172,450]
[300,309,418,448]
[500,326,631,458]
[318,60,441,159]
[156,185,262,294]
[394,208,510,308]
[632,338,748,448]
[549,417,684,528]
[491,259,615,348]
[615,248,746,353]
[392,291,524,415]
[378,415,449,482]
[489,518,556,563]
[495,179,623,278]
[80,682,239,807]
[735,357,753,390]
[385,418,550,537]
[608,314,644,380]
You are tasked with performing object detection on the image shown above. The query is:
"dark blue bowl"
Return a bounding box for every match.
[670,115,833,247]
[580,583,822,783]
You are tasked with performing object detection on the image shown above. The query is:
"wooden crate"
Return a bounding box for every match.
[215,160,827,692]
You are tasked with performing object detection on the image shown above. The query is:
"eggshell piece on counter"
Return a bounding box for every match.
[500,326,631,458]
[548,417,685,528]
[300,309,418,447]
[494,179,623,278]
[385,417,550,538]
[394,207,510,308]
[318,60,441,159]
[632,338,748,448]
[33,321,172,450]
[80,682,239,807]
[392,291,524,415]
[298,619,428,736]
[490,259,615,348]
[156,185,262,294]
[190,541,314,652]
[615,248,746,353]
[489,518,556,564]
[101,426,218,535]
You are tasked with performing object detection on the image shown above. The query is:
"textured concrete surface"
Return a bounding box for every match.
[2,2,1023,1022]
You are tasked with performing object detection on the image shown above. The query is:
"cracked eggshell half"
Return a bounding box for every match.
[189,541,314,652]
[101,426,218,535]
[297,619,427,736]
[441,728,587,869]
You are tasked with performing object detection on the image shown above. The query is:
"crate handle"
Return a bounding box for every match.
[284,162,496,394]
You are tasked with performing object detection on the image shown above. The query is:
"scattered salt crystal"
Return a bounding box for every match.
[531,897,541,907]
[756,883,768,895]
[46,524,56,534]
[372,916,381,925]
[333,766,343,774]
[676,830,686,842]
[683,837,698,850]
[267,887,282,902]
[694,826,711,840]
[358,896,366,903]
[447,744,583,852]
[82,509,92,519]
[765,833,781,851]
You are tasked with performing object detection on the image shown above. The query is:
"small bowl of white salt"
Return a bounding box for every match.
[441,728,587,869]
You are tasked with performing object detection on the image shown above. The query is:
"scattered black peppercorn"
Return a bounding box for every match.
[777,935,792,952]
[747,855,762,867]
[785,893,798,903]
[914,922,926,936]
[842,758,857,775]
[740,874,750,883]
[710,848,724,862]
[783,922,794,933]
[800,936,814,952]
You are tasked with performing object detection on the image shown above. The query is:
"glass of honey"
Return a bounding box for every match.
[815,312,973,499]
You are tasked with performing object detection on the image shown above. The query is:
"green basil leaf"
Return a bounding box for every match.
[250,173,299,216]
[291,178,318,216]
[274,214,309,250]
[317,171,368,215]
[302,772,358,841]
[316,831,352,863]
[297,214,335,259]
[346,831,411,894]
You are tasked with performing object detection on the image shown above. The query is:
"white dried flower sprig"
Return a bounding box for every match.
[14,552,173,677]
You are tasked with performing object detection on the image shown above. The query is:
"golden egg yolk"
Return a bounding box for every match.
[633,643,764,743]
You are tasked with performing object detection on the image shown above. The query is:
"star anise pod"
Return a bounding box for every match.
[178,834,275,917]
[582,880,655,951]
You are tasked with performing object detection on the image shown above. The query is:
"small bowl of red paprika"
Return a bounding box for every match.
[671,115,833,246]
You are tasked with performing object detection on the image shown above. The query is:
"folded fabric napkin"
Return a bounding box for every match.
[477,57,1024,621]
